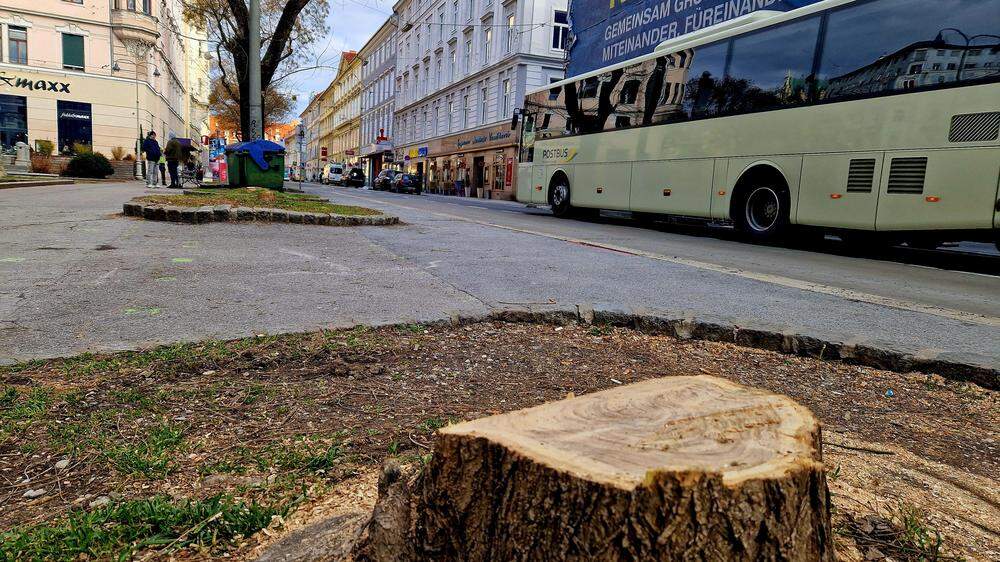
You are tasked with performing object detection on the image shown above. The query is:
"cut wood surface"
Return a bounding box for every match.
[353,375,833,561]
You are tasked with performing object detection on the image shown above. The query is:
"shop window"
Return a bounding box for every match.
[62,34,85,71]
[8,26,27,65]
[57,100,93,153]
[0,94,27,148]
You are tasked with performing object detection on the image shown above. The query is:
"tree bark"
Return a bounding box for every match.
[353,376,833,562]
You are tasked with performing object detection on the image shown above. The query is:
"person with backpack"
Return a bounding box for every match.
[164,134,182,188]
[141,131,161,188]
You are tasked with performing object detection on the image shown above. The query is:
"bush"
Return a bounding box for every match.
[111,146,126,160]
[30,153,52,174]
[35,140,54,157]
[72,142,93,155]
[62,152,114,178]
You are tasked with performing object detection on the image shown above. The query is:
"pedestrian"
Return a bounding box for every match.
[141,131,161,188]
[158,154,167,186]
[164,134,182,188]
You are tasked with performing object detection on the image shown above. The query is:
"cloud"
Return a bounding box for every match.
[286,0,394,116]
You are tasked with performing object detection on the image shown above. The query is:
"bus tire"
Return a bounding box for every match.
[549,175,574,218]
[733,180,790,241]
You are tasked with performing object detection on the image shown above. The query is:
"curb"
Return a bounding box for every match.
[122,201,399,227]
[0,179,74,189]
[424,305,997,390]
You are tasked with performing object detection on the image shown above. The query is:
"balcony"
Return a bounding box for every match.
[111,5,160,50]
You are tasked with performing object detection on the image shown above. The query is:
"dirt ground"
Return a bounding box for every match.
[1,321,996,560]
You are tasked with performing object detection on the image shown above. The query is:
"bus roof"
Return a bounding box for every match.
[526,0,852,97]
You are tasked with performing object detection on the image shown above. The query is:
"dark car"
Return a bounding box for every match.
[373,169,395,191]
[390,173,421,194]
[346,167,365,188]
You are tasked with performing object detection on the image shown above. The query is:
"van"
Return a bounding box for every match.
[322,163,344,185]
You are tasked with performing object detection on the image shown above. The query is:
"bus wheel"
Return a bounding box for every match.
[737,185,789,240]
[550,178,573,218]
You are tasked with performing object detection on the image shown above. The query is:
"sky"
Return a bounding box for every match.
[283,0,396,118]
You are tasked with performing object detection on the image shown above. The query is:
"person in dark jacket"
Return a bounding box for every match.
[164,135,182,188]
[141,131,161,188]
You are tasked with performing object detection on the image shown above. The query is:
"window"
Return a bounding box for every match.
[931,63,941,70]
[57,100,92,151]
[502,78,511,116]
[0,94,27,148]
[726,15,821,112]
[506,14,516,53]
[438,11,445,40]
[463,94,469,128]
[8,26,27,65]
[448,99,454,131]
[968,49,981,56]
[908,64,923,74]
[552,10,569,50]
[820,0,1000,100]
[465,39,473,71]
[619,79,641,104]
[453,1,459,32]
[467,0,474,21]
[62,33,85,70]
[480,86,488,123]
[450,49,456,80]
[483,28,492,63]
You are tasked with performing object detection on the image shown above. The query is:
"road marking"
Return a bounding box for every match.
[171,257,193,263]
[329,190,1000,327]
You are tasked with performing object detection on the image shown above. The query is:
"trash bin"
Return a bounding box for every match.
[224,140,286,190]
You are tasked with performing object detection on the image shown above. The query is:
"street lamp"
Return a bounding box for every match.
[935,29,1000,81]
[297,128,305,190]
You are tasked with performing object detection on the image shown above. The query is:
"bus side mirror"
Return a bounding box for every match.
[510,112,519,130]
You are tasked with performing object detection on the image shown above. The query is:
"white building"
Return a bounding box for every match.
[359,18,397,182]
[392,0,568,199]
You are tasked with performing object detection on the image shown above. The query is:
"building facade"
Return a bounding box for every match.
[392,0,568,199]
[330,52,361,166]
[300,91,323,181]
[0,0,209,157]
[283,122,304,180]
[358,18,396,182]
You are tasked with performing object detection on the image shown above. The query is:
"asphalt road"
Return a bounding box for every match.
[1,181,997,370]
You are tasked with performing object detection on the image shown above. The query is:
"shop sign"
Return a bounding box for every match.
[58,110,90,121]
[345,149,355,156]
[456,129,511,149]
[0,73,71,93]
[417,146,428,157]
[385,152,394,163]
[505,157,514,189]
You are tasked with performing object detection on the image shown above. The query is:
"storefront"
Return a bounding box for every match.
[360,139,393,183]
[0,66,185,156]
[397,123,518,200]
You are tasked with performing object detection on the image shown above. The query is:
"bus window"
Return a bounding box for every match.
[725,16,822,113]
[820,0,1000,100]
[519,112,535,163]
[682,41,728,119]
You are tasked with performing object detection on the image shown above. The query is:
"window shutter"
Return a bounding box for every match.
[63,34,85,70]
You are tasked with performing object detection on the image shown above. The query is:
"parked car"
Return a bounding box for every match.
[391,173,421,194]
[346,167,365,188]
[321,163,344,185]
[373,169,396,191]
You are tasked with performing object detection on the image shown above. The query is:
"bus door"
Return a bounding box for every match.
[797,153,883,230]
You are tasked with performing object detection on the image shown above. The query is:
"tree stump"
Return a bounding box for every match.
[353,375,833,561]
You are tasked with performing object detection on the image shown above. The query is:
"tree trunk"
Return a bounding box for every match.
[353,376,833,562]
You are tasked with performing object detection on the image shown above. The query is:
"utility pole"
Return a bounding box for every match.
[248,0,263,140]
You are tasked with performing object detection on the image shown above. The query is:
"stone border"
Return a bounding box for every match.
[414,306,997,390]
[122,201,398,226]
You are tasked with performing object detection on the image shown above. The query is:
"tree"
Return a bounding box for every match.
[185,0,329,135]
[209,64,293,133]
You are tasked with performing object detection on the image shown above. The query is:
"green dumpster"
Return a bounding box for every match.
[225,140,286,190]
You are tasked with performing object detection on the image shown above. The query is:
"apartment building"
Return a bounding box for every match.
[330,51,361,166]
[358,18,396,182]
[0,0,210,157]
[392,0,568,199]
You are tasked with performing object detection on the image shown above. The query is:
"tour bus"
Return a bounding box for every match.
[515,0,1000,247]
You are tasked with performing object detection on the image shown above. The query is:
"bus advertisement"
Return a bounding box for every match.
[518,0,1000,248]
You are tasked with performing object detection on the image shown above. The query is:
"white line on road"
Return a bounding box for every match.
[331,190,1000,327]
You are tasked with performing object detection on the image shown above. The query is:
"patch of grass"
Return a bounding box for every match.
[842,502,962,561]
[102,422,186,478]
[133,188,382,215]
[110,388,155,408]
[0,494,290,561]
[0,386,52,421]
[418,417,452,433]
[587,324,614,337]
